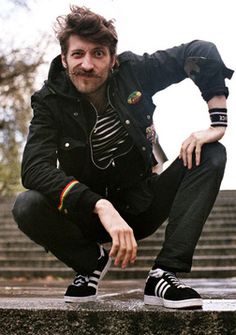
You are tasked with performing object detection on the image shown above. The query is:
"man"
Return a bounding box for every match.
[12,6,233,309]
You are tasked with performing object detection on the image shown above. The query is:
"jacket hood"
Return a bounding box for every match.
[45,55,81,99]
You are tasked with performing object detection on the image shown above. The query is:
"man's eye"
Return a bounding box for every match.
[94,50,105,57]
[72,51,83,57]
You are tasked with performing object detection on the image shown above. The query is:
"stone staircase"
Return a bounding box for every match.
[0,190,235,279]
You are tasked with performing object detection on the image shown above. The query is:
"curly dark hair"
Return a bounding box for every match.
[55,6,118,56]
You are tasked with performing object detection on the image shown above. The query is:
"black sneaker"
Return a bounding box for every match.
[64,246,111,303]
[144,268,202,309]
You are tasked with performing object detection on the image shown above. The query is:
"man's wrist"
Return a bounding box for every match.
[209,126,226,140]
[93,199,113,214]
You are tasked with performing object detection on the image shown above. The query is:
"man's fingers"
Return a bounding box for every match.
[195,143,202,166]
[121,232,136,269]
[180,130,212,169]
[114,232,126,266]
[109,234,119,258]
[109,228,137,268]
[180,137,203,169]
[186,142,196,169]
[180,140,190,167]
[130,235,138,263]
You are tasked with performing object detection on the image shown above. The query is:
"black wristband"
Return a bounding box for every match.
[209,108,228,127]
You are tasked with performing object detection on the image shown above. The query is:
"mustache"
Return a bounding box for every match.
[69,68,101,78]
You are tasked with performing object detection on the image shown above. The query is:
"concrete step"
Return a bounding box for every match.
[0,267,73,278]
[204,221,236,228]
[1,244,236,258]
[210,208,236,214]
[1,235,236,250]
[0,232,38,238]
[0,278,236,335]
[106,266,236,280]
[138,235,236,246]
[0,191,235,280]
[0,265,236,279]
[3,227,236,239]
[207,215,236,221]
[138,245,236,256]
[0,258,68,268]
[153,227,236,237]
[0,240,36,248]
[0,255,235,269]
[0,248,45,257]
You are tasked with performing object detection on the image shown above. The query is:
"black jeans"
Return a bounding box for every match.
[12,142,226,275]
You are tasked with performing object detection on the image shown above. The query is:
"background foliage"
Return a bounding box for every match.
[0,0,48,195]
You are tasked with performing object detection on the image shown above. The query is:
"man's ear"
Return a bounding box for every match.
[61,54,67,68]
[111,55,116,69]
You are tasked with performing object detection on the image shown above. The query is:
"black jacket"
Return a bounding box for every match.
[22,40,233,217]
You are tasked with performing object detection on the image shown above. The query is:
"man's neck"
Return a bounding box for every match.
[86,85,108,114]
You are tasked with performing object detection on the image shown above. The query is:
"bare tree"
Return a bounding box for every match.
[0,0,48,195]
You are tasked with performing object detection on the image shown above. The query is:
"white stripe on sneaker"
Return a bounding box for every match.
[155,279,170,298]
[88,282,98,289]
[159,281,169,297]
[89,276,99,283]
[162,283,170,297]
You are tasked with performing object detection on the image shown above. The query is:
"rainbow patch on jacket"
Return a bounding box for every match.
[58,180,79,211]
[127,91,142,104]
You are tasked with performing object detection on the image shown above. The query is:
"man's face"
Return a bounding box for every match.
[61,35,116,95]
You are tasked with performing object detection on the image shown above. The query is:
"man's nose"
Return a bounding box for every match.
[81,55,94,71]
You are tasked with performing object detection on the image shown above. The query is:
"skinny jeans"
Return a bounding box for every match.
[12,142,226,275]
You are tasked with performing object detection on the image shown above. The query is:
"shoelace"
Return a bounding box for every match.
[72,274,89,287]
[165,272,188,289]
[150,269,189,289]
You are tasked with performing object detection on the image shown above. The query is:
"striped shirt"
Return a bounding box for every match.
[90,105,133,169]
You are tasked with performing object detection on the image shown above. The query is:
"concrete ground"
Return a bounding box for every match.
[0,277,236,310]
[1,278,236,334]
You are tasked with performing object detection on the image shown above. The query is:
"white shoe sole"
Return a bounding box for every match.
[144,295,203,309]
[64,294,97,303]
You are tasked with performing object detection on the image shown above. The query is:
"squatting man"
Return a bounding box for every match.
[13,6,233,309]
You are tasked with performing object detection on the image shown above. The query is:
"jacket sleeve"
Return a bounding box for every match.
[22,92,102,217]
[135,40,234,101]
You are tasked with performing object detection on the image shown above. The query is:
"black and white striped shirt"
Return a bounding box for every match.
[90,105,133,169]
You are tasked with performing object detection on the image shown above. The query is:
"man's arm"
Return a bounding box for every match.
[94,199,137,269]
[179,95,227,169]
[140,40,232,169]
[22,92,102,217]
[140,40,233,99]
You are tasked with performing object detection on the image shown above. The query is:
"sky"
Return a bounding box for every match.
[3,0,236,189]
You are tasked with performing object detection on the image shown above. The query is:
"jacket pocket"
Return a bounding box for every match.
[60,137,86,151]
[58,137,87,178]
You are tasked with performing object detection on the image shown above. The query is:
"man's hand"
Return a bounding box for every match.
[179,126,226,169]
[94,199,137,268]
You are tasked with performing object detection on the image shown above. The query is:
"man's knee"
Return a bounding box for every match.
[12,190,47,232]
[202,142,226,173]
